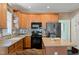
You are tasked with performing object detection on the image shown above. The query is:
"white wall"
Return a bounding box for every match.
[59,11,79,47]
[59,13,71,41]
[59,20,70,41]
[70,9,79,44]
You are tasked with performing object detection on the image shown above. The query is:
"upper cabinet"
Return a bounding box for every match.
[13,11,59,29]
[0,3,7,28]
[40,14,59,23]
[40,14,59,28]
[21,13,27,28]
[29,14,41,22]
[28,14,41,28]
[14,11,27,29]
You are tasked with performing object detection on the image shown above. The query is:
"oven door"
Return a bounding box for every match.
[31,36,42,49]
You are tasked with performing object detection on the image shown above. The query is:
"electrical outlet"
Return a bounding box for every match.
[54,52,58,55]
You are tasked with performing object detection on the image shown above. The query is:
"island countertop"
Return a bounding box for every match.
[42,37,76,47]
[0,35,26,47]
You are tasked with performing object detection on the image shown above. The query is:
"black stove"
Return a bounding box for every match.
[31,22,42,49]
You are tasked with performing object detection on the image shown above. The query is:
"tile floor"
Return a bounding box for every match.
[16,49,43,55]
[10,49,79,55]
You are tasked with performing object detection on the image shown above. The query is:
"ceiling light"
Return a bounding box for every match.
[28,6,31,8]
[47,6,50,8]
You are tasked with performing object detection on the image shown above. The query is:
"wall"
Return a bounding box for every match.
[59,13,71,41]
[59,10,79,48]
[70,9,79,45]
[59,12,72,20]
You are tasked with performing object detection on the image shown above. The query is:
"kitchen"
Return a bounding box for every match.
[0,3,79,55]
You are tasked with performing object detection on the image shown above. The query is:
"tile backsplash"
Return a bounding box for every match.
[2,29,8,36]
[19,29,27,35]
[0,29,12,40]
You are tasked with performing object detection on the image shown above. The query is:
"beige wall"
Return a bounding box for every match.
[59,12,72,20]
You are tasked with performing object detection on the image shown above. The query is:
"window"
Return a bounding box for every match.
[7,11,12,35]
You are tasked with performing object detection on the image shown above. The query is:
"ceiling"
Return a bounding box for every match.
[9,3,79,13]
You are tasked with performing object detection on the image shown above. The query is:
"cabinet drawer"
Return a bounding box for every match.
[15,42,19,47]
[16,46,23,51]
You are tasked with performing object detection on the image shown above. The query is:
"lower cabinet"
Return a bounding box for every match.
[23,36,31,48]
[8,39,23,54]
[8,44,15,54]
[43,46,67,55]
[8,36,31,54]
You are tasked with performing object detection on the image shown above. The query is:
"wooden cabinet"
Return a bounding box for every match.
[14,12,59,29]
[0,3,7,28]
[8,39,23,54]
[8,44,15,54]
[43,46,67,55]
[15,39,23,52]
[40,14,59,28]
[27,14,41,28]
[14,11,22,28]
[29,14,41,21]
[21,13,27,28]
[26,13,59,28]
[23,36,31,48]
[14,11,27,29]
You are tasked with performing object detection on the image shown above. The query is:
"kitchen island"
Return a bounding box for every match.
[0,35,26,55]
[42,37,75,55]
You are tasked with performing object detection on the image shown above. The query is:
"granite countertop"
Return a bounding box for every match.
[0,35,26,47]
[42,37,76,47]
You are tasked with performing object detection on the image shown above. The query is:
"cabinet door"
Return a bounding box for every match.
[25,14,29,28]
[50,14,59,22]
[21,13,27,28]
[0,4,2,28]
[29,14,40,21]
[15,12,27,29]
[15,39,23,51]
[0,3,7,28]
[28,14,41,28]
[18,12,22,28]
[40,14,59,28]
[8,44,15,54]
[24,36,31,48]
[14,11,22,29]
[59,20,70,41]
[40,15,48,28]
